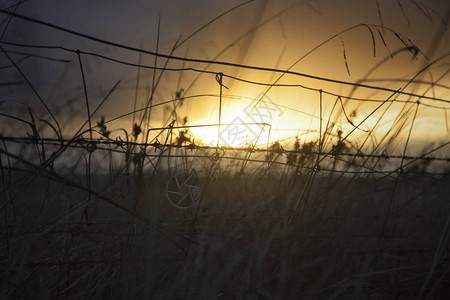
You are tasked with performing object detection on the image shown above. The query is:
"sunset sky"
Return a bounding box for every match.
[1,0,449,154]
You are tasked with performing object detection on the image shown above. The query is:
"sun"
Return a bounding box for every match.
[188,122,272,147]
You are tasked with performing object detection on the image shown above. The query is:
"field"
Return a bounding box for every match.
[1,1,450,299]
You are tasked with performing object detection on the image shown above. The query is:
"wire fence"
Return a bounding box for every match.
[1,4,450,299]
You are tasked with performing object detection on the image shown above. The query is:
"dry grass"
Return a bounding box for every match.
[1,1,449,299]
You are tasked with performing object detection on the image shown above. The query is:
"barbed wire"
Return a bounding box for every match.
[1,136,448,162]
[1,135,448,178]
